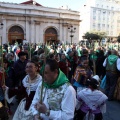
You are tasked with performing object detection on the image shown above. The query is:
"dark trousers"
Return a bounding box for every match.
[0,103,9,120]
[105,72,118,100]
[74,109,103,120]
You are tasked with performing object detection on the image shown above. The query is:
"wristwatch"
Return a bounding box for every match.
[45,109,50,116]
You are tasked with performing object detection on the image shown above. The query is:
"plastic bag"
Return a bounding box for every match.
[100,75,106,89]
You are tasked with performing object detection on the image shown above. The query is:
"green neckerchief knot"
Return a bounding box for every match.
[60,58,66,63]
[90,53,97,61]
[43,70,69,89]
[5,67,10,76]
[108,55,118,65]
[9,60,12,63]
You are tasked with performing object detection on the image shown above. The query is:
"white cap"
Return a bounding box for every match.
[92,75,100,82]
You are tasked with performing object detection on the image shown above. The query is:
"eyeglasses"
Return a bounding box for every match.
[26,66,36,69]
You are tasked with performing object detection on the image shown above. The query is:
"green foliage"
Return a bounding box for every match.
[84,31,106,41]
[84,32,99,40]
[117,36,120,43]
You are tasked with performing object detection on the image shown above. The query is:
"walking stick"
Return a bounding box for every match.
[0,36,9,119]
[92,40,96,75]
[38,43,47,120]
[29,42,31,60]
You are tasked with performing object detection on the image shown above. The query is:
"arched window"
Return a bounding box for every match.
[9,25,24,33]
[44,27,58,44]
[8,26,24,44]
[45,27,57,34]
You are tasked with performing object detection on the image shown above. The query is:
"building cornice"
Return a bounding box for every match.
[91,6,120,12]
[0,2,79,15]
[0,12,80,22]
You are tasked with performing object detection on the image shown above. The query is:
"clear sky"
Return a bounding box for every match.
[0,0,86,11]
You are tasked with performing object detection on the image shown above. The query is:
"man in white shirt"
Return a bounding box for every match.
[31,59,76,120]
[103,49,120,100]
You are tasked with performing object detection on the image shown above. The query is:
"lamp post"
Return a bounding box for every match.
[0,22,3,45]
[68,25,76,45]
[0,23,3,29]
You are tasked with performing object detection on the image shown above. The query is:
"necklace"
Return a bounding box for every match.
[29,74,37,81]
[27,74,38,95]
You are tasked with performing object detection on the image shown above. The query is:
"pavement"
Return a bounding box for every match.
[9,99,120,120]
[103,100,120,120]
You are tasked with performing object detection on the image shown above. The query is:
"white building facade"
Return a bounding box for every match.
[80,0,120,41]
[0,0,80,44]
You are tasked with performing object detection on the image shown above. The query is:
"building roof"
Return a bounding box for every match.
[20,0,42,6]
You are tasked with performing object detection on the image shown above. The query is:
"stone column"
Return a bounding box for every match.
[2,19,7,44]
[59,19,63,42]
[62,23,69,44]
[39,22,44,44]
[30,20,35,43]
[25,17,29,42]
[35,21,40,44]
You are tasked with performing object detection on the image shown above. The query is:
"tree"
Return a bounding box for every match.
[84,31,107,45]
[84,32,99,40]
[117,36,120,43]
[117,36,120,49]
[84,32,99,47]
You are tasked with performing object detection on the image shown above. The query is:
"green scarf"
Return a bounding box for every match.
[108,55,118,65]
[43,70,69,89]
[66,55,73,62]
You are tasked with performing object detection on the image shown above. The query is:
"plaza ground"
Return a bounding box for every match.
[9,99,120,120]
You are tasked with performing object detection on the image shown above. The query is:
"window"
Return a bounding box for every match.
[103,11,106,14]
[111,31,113,35]
[111,7,114,10]
[107,25,109,28]
[98,16,101,20]
[98,24,100,30]
[93,23,96,27]
[93,9,96,14]
[97,4,99,7]
[102,24,105,27]
[93,16,96,20]
[103,17,105,20]
[98,10,101,14]
[98,24,100,26]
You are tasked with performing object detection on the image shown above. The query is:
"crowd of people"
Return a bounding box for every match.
[0,42,120,120]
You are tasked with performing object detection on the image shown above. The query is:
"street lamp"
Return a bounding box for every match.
[68,25,76,45]
[0,23,3,29]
